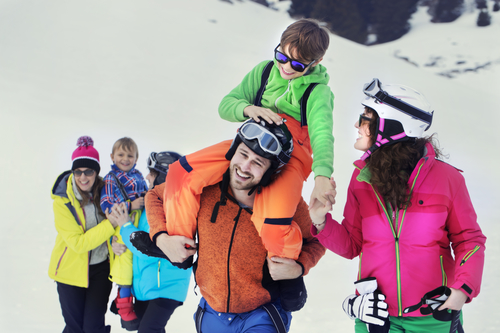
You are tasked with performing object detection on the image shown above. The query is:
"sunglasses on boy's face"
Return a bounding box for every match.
[73,169,96,177]
[274,44,315,73]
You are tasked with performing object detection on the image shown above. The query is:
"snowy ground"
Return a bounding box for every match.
[0,0,498,332]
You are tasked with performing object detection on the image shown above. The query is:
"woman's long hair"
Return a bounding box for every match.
[77,175,106,217]
[365,107,441,210]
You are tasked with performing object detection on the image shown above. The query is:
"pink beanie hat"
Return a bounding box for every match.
[71,136,100,174]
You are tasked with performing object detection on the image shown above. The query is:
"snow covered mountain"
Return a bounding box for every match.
[0,0,497,332]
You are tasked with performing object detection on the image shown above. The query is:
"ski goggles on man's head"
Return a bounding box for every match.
[147,152,177,174]
[363,78,433,130]
[239,121,282,156]
[274,44,315,73]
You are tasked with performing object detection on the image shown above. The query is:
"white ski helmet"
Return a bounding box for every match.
[360,78,434,160]
[361,78,433,138]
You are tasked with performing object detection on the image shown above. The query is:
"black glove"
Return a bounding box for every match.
[129,231,193,269]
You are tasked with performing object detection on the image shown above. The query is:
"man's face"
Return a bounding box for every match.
[229,143,271,191]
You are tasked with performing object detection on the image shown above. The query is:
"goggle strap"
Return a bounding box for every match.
[374,91,433,126]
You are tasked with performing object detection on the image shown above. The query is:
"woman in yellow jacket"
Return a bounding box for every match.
[48,136,121,333]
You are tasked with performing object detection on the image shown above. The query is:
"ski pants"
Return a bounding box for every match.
[56,260,112,333]
[135,298,183,333]
[194,297,292,333]
[163,114,312,260]
[354,313,464,333]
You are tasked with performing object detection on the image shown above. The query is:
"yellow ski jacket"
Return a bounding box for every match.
[48,171,115,288]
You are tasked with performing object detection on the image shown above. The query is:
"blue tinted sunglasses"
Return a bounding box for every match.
[274,44,315,73]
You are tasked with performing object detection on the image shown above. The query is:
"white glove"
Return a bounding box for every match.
[342,277,389,326]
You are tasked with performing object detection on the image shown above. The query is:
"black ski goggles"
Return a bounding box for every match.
[363,78,433,130]
[147,152,178,174]
[239,121,282,156]
[274,44,316,73]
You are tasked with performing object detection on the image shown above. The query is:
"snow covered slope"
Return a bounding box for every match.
[0,0,497,331]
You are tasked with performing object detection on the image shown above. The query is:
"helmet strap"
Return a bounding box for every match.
[361,118,410,160]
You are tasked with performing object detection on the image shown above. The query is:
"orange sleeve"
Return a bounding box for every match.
[146,183,167,242]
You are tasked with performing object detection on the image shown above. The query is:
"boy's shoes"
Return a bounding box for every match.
[279,276,307,312]
[114,294,140,331]
[130,230,194,269]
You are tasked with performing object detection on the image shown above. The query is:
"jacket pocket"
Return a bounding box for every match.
[55,247,68,276]
[357,252,363,280]
[440,255,447,286]
[460,245,480,266]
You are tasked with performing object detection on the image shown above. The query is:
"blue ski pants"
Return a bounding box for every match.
[195,297,292,333]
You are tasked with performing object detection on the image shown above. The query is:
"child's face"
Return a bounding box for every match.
[111,146,137,172]
[276,44,322,80]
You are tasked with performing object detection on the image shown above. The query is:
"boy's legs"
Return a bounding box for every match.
[164,140,231,239]
[253,145,312,259]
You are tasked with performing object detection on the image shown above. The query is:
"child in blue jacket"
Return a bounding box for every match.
[112,151,192,333]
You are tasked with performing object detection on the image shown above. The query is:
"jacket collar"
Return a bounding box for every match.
[353,142,436,186]
[111,163,137,175]
[51,171,79,207]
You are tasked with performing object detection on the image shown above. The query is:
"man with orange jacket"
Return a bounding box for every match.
[146,120,326,333]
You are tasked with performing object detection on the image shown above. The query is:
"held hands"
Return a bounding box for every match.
[343,278,389,327]
[156,233,197,263]
[243,105,283,125]
[105,202,133,228]
[266,256,302,281]
[310,176,336,209]
[309,177,336,232]
[111,236,127,256]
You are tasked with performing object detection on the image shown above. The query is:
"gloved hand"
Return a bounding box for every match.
[342,277,389,326]
[129,231,194,269]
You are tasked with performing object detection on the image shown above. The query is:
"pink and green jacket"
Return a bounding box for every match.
[313,143,486,317]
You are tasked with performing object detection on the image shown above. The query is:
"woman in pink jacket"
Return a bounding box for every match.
[310,78,486,333]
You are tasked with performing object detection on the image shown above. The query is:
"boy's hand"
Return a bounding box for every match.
[310,176,336,207]
[131,197,144,210]
[244,105,283,125]
[111,236,127,256]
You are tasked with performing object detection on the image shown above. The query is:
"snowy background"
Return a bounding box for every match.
[0,0,498,332]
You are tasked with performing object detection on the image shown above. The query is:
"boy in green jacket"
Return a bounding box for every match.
[163,18,335,265]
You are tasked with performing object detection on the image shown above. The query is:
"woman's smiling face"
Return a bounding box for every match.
[354,110,373,152]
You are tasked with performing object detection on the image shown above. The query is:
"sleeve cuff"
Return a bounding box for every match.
[152,230,169,245]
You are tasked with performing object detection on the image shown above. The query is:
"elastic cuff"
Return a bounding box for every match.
[152,230,169,245]
[297,261,305,277]
[122,222,133,228]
